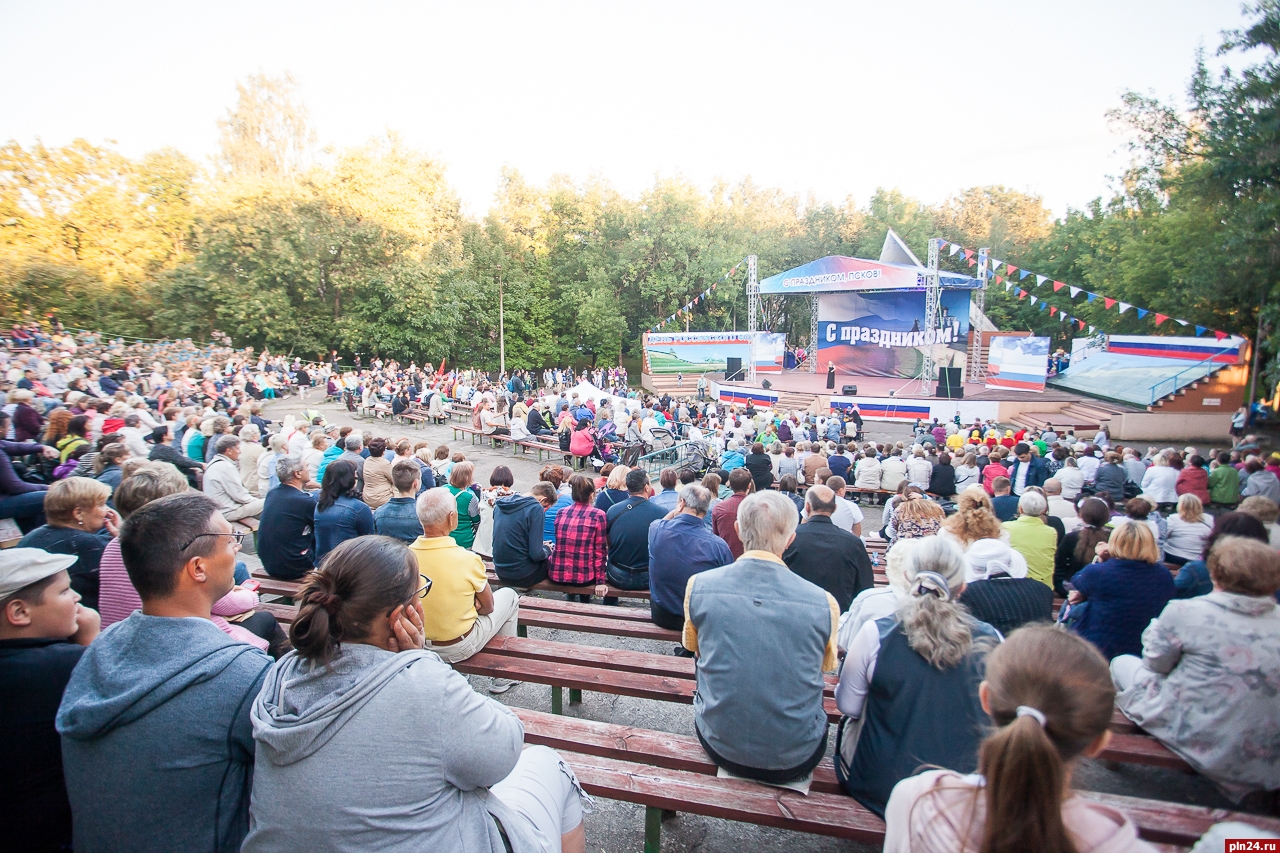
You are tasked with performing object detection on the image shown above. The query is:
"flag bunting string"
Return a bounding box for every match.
[938,239,1232,341]
[648,258,747,333]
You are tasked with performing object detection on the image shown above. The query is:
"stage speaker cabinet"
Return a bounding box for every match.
[725,357,744,381]
[841,384,858,396]
[935,367,964,399]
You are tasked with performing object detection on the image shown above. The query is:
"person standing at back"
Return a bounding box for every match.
[685,491,839,783]
[56,492,272,853]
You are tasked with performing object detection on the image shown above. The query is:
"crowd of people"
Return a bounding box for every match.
[1,324,1278,853]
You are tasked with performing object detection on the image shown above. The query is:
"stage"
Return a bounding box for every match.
[642,368,1137,432]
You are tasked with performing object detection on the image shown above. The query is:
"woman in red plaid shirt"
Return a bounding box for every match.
[550,474,608,602]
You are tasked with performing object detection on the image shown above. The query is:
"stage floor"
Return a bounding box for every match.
[719,370,1094,402]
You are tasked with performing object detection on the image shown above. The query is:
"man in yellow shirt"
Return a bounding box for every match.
[410,489,520,692]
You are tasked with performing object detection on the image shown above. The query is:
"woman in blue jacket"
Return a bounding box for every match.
[313,460,374,561]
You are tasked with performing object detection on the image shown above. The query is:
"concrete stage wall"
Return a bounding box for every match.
[1108,413,1232,442]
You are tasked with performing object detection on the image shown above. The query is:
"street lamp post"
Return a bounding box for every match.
[497,265,505,378]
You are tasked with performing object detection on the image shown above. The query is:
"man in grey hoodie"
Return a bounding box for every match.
[56,492,272,853]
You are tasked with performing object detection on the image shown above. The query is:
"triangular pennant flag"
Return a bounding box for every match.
[949,243,961,256]
[1006,265,1018,275]
[968,258,976,267]
[1089,325,1096,333]
[1005,280,1014,291]
[1195,325,1206,336]
[1086,292,1097,303]
[1119,302,1132,314]
[1052,281,1065,292]
[1154,313,1168,325]
[963,249,974,260]
[1018,289,1027,300]
[1019,270,1030,279]
[995,275,1004,284]
[1079,320,1087,330]
[1035,275,1047,286]
[1136,308,1148,319]
[1050,306,1057,316]
[1214,330,1228,341]
[1069,286,1080,298]
[1175,319,1188,326]
[990,259,1003,271]
[1103,297,1116,310]
[1030,295,1038,305]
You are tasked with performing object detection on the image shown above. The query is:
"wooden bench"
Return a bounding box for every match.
[255,595,1199,778]
[514,437,568,462]
[513,708,1280,851]
[849,487,893,505]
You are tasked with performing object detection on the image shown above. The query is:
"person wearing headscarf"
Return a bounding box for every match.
[957,538,1053,635]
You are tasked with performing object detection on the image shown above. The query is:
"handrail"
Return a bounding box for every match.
[1146,346,1238,406]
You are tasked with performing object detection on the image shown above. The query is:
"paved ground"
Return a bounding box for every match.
[255,394,1257,853]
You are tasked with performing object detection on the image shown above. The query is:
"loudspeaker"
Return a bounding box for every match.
[935,367,962,398]
[725,358,744,381]
[841,384,858,396]
[761,379,772,390]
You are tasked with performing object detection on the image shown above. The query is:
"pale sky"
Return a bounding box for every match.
[0,0,1249,218]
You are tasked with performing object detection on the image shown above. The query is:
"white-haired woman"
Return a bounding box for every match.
[238,424,264,495]
[835,536,1000,817]
[257,433,288,497]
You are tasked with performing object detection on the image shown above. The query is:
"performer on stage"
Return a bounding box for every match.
[827,361,836,390]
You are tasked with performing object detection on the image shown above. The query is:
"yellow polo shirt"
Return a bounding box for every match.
[409,535,487,642]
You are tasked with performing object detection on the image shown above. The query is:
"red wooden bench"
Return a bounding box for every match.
[512,707,1280,851]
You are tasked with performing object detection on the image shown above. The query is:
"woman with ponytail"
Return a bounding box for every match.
[883,625,1156,853]
[243,535,589,853]
[835,536,1000,816]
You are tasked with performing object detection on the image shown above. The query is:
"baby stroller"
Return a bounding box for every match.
[680,440,718,478]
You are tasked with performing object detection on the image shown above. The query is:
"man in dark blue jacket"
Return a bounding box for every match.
[257,457,316,580]
[605,469,667,591]
[1006,442,1049,496]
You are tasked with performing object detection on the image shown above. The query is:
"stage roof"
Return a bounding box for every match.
[758,254,981,295]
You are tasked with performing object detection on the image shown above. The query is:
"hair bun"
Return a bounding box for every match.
[310,590,342,615]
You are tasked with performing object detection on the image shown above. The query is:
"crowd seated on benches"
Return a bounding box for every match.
[6,328,1280,849]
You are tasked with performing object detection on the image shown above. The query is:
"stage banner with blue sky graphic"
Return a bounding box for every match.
[643,332,787,375]
[816,290,971,378]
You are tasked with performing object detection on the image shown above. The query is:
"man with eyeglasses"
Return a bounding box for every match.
[409,489,520,693]
[56,492,272,853]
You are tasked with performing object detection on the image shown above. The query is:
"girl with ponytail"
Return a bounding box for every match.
[882,625,1155,853]
[835,536,1000,816]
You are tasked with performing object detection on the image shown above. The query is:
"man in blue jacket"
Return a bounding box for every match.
[57,492,271,853]
[1006,442,1049,496]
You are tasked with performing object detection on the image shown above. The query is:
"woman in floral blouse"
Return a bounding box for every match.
[1112,535,1280,802]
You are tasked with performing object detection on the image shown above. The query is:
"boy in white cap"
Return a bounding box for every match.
[0,548,101,852]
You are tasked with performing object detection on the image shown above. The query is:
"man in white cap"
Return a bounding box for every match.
[0,548,101,851]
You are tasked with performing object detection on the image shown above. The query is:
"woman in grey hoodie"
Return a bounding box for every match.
[243,535,589,853]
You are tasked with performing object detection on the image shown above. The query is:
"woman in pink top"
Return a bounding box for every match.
[97,462,285,654]
[883,625,1157,853]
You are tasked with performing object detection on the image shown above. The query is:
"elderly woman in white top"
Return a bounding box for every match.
[1140,452,1180,507]
[837,538,917,652]
[1163,494,1213,566]
[952,452,980,492]
[1113,536,1280,802]
[1055,456,1085,501]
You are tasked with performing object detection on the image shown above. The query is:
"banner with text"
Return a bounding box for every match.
[829,395,999,423]
[816,290,972,378]
[758,255,982,295]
